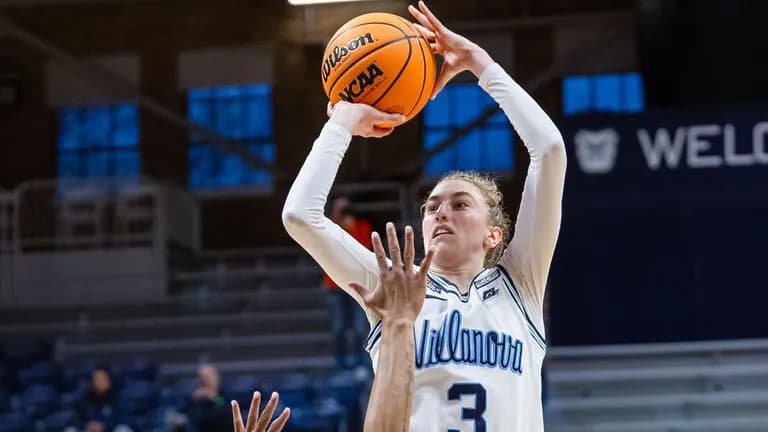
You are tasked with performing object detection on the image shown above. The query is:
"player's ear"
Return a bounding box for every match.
[485,226,503,249]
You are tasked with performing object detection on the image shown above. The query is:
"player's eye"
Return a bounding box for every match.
[454,201,469,209]
[426,203,438,213]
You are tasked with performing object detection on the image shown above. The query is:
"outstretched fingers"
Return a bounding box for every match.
[371,231,389,272]
[348,281,373,306]
[257,392,280,431]
[403,226,415,269]
[417,1,446,32]
[232,400,245,432]
[418,247,436,281]
[385,222,403,269]
[267,408,291,432]
[408,4,435,33]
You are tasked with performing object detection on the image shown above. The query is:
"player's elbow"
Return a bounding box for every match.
[281,203,311,236]
[541,132,566,165]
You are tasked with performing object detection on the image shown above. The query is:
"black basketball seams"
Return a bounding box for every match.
[406,35,430,117]
[371,37,414,107]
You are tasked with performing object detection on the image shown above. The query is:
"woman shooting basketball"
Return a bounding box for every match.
[283,2,566,430]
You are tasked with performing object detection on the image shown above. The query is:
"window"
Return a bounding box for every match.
[422,83,514,176]
[187,83,274,190]
[562,72,645,115]
[57,103,140,179]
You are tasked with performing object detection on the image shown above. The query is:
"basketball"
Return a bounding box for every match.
[321,12,436,125]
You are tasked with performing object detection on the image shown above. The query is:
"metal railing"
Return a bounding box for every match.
[11,177,199,252]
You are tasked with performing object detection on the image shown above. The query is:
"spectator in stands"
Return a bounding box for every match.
[186,364,231,432]
[323,194,373,368]
[77,368,121,432]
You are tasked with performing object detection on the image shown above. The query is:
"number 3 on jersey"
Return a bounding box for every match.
[447,383,487,432]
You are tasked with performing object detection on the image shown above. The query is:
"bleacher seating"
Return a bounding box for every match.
[545,339,768,432]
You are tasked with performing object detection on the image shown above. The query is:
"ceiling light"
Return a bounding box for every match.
[288,0,375,5]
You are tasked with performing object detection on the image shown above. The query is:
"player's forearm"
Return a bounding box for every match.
[282,122,350,230]
[478,63,564,159]
[364,319,416,432]
[487,63,565,302]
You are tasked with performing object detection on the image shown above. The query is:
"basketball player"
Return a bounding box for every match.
[282,1,566,430]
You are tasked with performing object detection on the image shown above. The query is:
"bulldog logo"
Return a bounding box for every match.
[574,129,619,174]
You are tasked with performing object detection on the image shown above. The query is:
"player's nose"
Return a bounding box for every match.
[435,202,449,221]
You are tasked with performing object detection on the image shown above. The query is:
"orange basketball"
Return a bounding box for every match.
[321,12,436,125]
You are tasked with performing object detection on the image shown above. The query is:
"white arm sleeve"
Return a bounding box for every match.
[479,64,567,324]
[282,122,381,310]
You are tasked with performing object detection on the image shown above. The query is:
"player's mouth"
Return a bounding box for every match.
[432,225,454,239]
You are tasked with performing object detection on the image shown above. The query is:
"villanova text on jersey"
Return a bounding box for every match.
[414,309,524,374]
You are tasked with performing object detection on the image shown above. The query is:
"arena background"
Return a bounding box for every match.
[0,0,766,431]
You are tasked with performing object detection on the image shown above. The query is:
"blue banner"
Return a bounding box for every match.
[548,105,768,345]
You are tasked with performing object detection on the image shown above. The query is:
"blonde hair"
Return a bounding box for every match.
[422,171,511,267]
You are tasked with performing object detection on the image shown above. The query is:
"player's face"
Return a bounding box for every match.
[422,179,492,268]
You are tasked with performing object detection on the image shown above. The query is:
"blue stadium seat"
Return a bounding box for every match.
[0,412,27,432]
[271,374,312,407]
[20,385,59,420]
[60,361,97,392]
[319,370,366,407]
[288,398,346,432]
[161,377,198,410]
[18,362,59,389]
[223,375,262,407]
[38,409,78,432]
[59,389,84,411]
[116,358,157,382]
[314,370,368,430]
[0,388,11,412]
[118,380,160,418]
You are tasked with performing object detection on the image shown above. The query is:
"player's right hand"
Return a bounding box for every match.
[232,391,290,432]
[327,101,406,138]
[348,222,435,324]
[408,1,493,98]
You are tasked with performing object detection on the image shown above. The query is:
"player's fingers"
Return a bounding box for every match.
[232,401,245,432]
[418,247,436,281]
[267,408,291,432]
[257,392,279,432]
[386,222,403,268]
[244,391,261,431]
[408,4,436,32]
[418,1,446,31]
[371,231,389,272]
[327,101,334,118]
[431,66,457,100]
[367,126,395,138]
[372,111,406,126]
[348,282,373,306]
[412,23,435,40]
[403,225,415,269]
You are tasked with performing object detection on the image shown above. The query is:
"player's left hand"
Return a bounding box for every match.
[232,391,291,432]
[348,222,435,323]
[408,1,493,98]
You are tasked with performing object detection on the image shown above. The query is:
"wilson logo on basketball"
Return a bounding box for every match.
[338,63,384,102]
[322,33,375,83]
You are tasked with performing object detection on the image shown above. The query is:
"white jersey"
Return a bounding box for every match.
[283,63,566,432]
[366,265,547,432]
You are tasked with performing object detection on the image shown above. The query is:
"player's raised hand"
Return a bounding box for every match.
[232,391,291,432]
[328,101,407,138]
[348,222,435,323]
[408,1,493,98]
